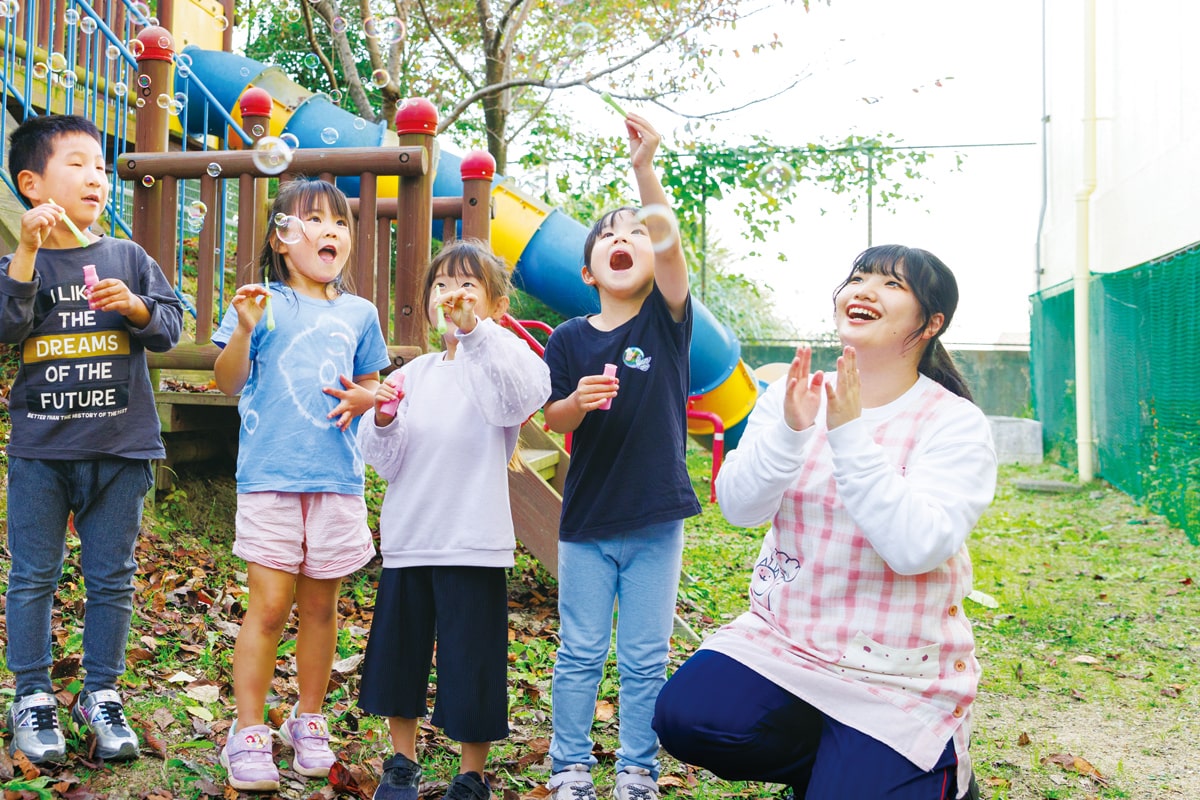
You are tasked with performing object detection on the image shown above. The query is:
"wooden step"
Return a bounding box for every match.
[521,447,559,481]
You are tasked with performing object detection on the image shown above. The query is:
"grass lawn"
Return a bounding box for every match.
[0,393,1197,798]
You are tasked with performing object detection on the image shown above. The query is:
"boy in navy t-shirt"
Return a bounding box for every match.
[541,113,700,800]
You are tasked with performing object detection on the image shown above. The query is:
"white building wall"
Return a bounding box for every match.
[1039,0,1200,287]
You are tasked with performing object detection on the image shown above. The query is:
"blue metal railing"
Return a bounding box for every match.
[1,0,255,318]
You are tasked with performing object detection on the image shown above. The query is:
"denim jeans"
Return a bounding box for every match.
[5,457,153,696]
[549,520,684,779]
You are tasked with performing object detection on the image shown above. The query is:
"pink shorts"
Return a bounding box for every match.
[234,492,375,579]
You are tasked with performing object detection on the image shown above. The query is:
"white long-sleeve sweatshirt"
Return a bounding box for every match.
[357,318,551,568]
[706,373,997,797]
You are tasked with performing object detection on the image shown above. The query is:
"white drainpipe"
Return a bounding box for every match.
[1074,0,1097,482]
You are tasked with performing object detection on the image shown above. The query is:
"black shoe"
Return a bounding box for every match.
[443,771,491,800]
[374,753,422,800]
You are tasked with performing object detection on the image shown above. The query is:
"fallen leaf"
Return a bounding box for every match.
[1071,655,1101,665]
[332,654,364,674]
[185,706,214,722]
[594,700,615,722]
[1017,731,1031,746]
[167,671,198,684]
[184,683,221,704]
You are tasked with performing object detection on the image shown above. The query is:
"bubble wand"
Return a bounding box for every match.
[48,199,90,248]
[434,292,448,335]
[262,265,276,331]
[600,92,627,117]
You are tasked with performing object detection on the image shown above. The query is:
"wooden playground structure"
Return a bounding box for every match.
[1,11,568,574]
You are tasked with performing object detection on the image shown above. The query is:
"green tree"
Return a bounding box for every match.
[239,0,815,172]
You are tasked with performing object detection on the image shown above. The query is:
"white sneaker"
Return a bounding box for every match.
[612,767,658,800]
[547,764,597,800]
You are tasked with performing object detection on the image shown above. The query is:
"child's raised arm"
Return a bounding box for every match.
[625,113,688,320]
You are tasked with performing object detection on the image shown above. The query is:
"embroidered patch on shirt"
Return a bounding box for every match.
[622,346,651,372]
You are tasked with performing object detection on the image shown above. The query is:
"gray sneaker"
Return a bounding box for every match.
[72,690,139,760]
[612,767,658,800]
[547,765,597,800]
[7,692,67,763]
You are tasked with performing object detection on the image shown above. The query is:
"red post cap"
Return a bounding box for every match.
[395,98,438,134]
[239,87,273,118]
[460,150,496,181]
[136,26,175,63]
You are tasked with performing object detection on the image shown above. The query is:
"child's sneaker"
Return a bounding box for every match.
[547,764,597,800]
[373,752,421,800]
[279,707,335,777]
[71,689,139,760]
[612,767,658,800]
[442,771,491,800]
[6,692,66,763]
[220,723,280,792]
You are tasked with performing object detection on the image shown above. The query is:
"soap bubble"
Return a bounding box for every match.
[273,213,305,244]
[177,52,193,69]
[130,2,150,20]
[320,126,339,145]
[156,35,170,48]
[156,92,171,109]
[0,1,18,20]
[329,88,343,103]
[137,74,151,87]
[370,69,389,89]
[186,200,208,219]
[215,14,228,30]
[32,62,48,79]
[363,17,379,37]
[303,53,319,70]
[251,123,265,137]
[135,97,146,107]
[206,162,222,178]
[285,7,300,22]
[569,22,596,48]
[49,52,67,72]
[106,44,121,60]
[635,204,680,253]
[64,8,79,25]
[377,16,405,45]
[757,160,795,195]
[141,175,155,187]
[330,16,347,33]
[128,39,145,57]
[60,71,78,89]
[280,132,300,150]
[80,17,97,34]
[352,116,367,130]
[252,136,293,175]
[112,81,128,98]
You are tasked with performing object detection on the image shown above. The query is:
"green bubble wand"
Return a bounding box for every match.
[600,92,627,117]
[48,199,90,248]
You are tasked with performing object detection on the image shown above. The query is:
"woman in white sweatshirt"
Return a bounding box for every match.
[653,245,996,800]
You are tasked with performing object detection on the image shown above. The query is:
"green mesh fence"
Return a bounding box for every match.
[1031,244,1200,543]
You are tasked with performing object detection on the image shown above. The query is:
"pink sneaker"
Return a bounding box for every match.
[279,709,335,778]
[220,723,279,791]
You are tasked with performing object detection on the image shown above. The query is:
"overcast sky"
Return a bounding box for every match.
[637,0,1045,345]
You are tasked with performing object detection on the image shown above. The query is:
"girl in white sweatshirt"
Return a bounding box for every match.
[357,239,550,800]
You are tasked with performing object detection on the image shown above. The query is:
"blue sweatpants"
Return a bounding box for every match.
[652,650,962,799]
